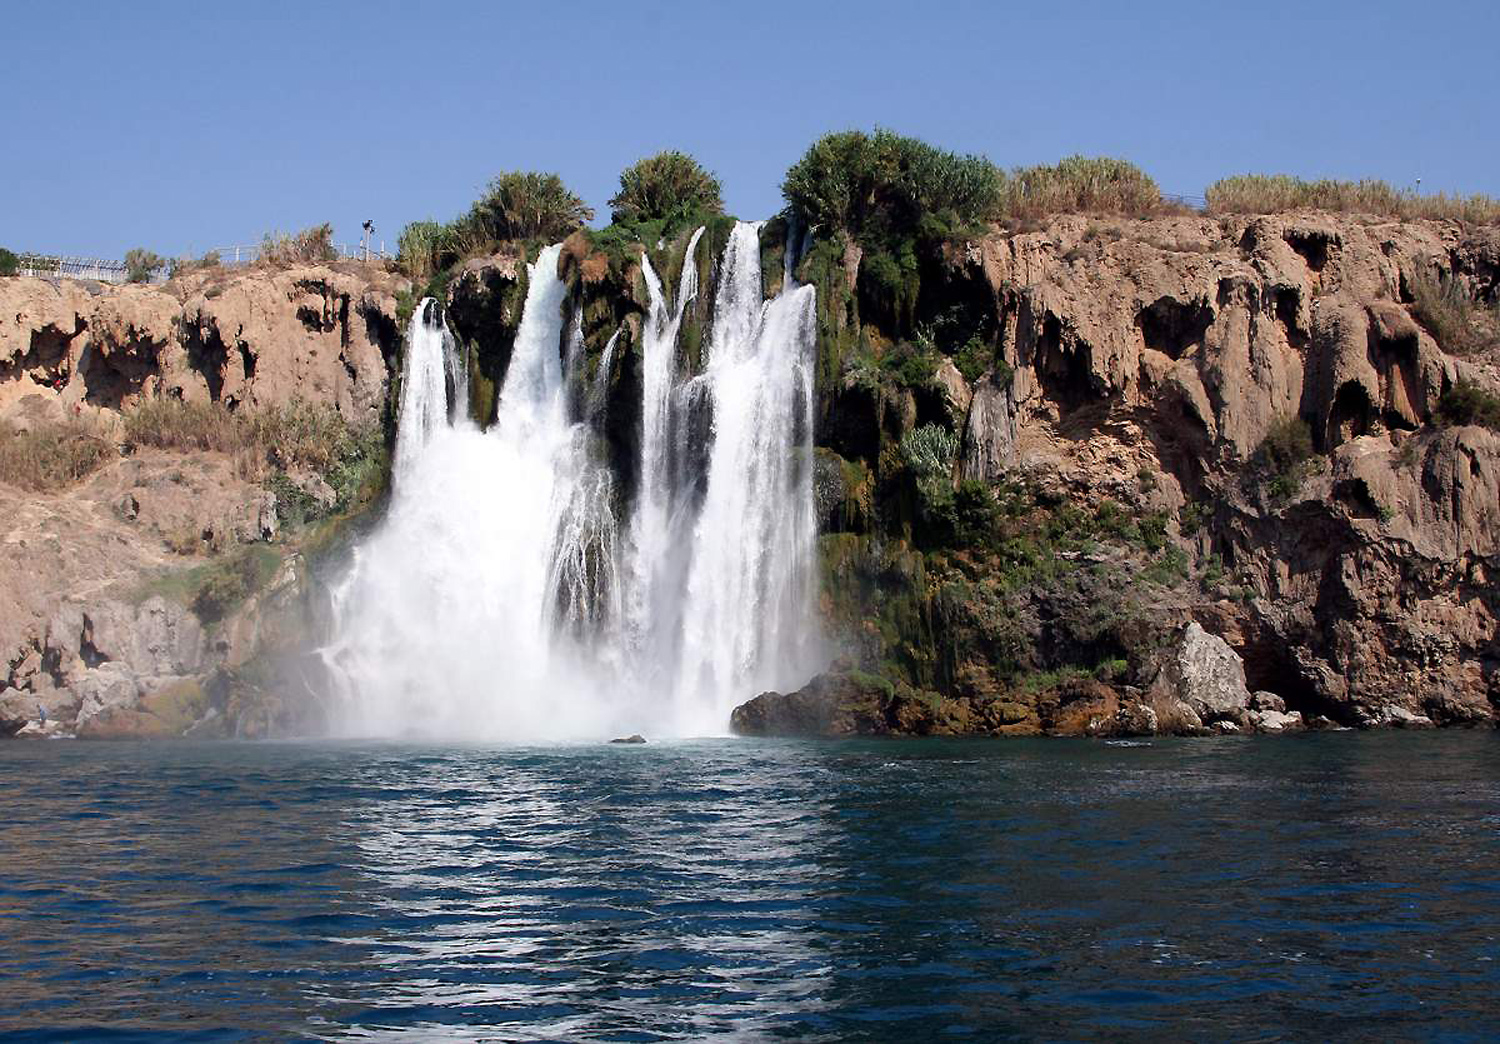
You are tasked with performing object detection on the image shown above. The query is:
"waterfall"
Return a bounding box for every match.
[325,225,822,740]
[675,223,819,730]
[623,227,705,684]
[391,299,456,483]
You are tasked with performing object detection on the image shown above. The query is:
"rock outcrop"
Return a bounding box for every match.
[0,262,404,426]
[808,211,1500,733]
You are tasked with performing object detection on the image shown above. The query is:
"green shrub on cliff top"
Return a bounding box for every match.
[782,129,1003,238]
[466,171,594,245]
[1206,174,1500,224]
[609,151,724,229]
[0,248,17,276]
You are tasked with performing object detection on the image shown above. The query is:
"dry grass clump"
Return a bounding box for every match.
[123,398,248,455]
[122,397,375,475]
[1206,175,1500,224]
[0,417,116,491]
[1408,266,1500,355]
[259,223,337,267]
[997,156,1171,222]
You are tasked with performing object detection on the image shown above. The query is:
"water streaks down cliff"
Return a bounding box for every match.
[324,226,821,738]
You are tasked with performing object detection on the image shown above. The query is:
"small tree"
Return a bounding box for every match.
[609,151,724,227]
[0,247,17,276]
[124,248,166,283]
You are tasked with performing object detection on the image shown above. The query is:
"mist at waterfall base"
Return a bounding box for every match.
[323,224,821,740]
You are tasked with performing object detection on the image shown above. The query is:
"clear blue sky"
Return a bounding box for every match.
[7,0,1498,258]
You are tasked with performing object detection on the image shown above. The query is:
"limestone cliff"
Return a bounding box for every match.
[792,211,1500,733]
[1,262,403,424]
[0,262,405,738]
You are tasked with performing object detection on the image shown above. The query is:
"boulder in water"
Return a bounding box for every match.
[610,734,647,744]
[1147,622,1252,730]
[730,673,896,737]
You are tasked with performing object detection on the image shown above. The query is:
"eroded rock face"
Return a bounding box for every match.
[815,212,1500,733]
[0,263,405,425]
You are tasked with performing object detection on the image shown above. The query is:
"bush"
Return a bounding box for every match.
[259,224,336,267]
[168,251,221,279]
[0,417,116,491]
[1255,415,1316,502]
[881,343,940,389]
[1409,266,1498,355]
[1433,379,1500,430]
[901,423,959,480]
[782,129,1003,238]
[465,171,593,245]
[124,248,166,283]
[609,151,724,228]
[1206,175,1500,224]
[997,156,1165,221]
[0,247,17,277]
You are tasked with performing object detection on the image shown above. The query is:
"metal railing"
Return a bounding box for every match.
[11,241,391,285]
[17,254,131,283]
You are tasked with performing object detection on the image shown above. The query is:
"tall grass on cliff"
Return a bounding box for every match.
[1206,175,1500,224]
[123,397,385,516]
[609,151,724,230]
[1408,265,1500,355]
[0,417,116,491]
[996,156,1168,222]
[259,223,337,267]
[397,221,449,285]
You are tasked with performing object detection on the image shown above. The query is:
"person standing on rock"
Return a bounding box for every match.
[37,703,47,729]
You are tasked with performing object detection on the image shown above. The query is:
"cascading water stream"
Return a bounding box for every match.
[623,227,705,684]
[324,225,822,739]
[675,223,819,729]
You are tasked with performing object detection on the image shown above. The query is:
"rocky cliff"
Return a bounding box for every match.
[768,211,1500,734]
[3,209,1497,740]
[0,262,405,738]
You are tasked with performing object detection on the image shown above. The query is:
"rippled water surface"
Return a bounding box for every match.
[2,734,1499,1040]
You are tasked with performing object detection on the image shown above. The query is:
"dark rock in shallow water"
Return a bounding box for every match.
[610,734,647,744]
[730,673,896,737]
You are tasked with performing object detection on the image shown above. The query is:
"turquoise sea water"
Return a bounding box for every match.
[1,734,1498,1040]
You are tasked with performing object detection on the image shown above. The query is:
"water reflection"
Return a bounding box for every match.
[0,735,1497,1039]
